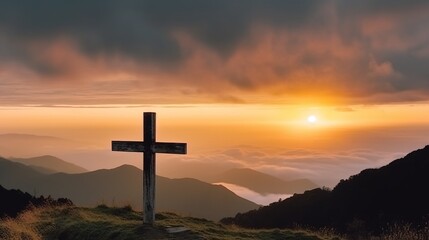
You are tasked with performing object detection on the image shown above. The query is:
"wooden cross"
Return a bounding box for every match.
[112,112,187,225]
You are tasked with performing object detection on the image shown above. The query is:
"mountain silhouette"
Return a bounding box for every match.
[222,145,429,235]
[10,155,87,174]
[0,158,258,221]
[212,168,318,194]
[0,158,44,189]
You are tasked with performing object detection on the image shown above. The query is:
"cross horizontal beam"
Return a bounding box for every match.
[112,141,187,154]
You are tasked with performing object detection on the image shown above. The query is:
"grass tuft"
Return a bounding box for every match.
[379,223,429,240]
[0,216,42,240]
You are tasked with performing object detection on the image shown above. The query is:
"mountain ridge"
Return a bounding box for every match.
[222,145,429,235]
[10,155,87,174]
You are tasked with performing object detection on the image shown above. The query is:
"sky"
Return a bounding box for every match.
[1,0,429,187]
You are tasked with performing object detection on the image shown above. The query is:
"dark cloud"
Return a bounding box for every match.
[0,0,326,64]
[139,0,326,53]
[336,0,429,16]
[334,0,429,93]
[0,0,182,70]
[387,54,429,90]
[0,0,428,104]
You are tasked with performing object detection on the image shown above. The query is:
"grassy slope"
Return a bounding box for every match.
[0,205,338,240]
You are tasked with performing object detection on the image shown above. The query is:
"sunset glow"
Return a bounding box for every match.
[307,115,317,123]
[0,1,429,189]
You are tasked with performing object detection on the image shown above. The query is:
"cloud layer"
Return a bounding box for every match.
[157,145,407,187]
[0,0,428,105]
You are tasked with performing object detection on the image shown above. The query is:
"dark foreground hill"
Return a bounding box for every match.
[212,168,318,194]
[222,145,429,236]
[0,158,258,221]
[0,185,72,218]
[0,205,330,240]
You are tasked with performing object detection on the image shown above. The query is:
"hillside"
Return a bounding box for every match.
[0,159,258,221]
[0,158,43,188]
[0,205,331,240]
[213,168,318,194]
[222,145,429,235]
[10,155,87,174]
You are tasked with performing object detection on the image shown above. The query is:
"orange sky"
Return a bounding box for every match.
[1,1,429,186]
[1,103,429,186]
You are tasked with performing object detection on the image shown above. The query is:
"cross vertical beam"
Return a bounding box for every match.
[111,112,187,226]
[143,112,156,224]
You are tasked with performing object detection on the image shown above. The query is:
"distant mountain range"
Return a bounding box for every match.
[222,145,429,235]
[0,158,258,221]
[10,155,87,174]
[212,168,318,194]
[0,133,317,197]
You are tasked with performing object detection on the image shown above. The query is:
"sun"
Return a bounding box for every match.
[307,115,317,123]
